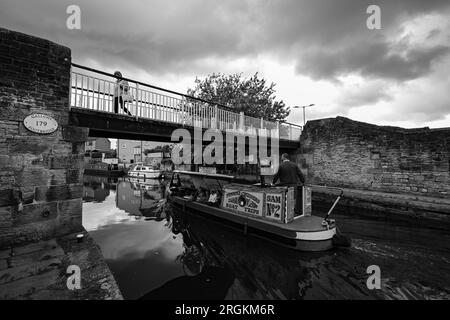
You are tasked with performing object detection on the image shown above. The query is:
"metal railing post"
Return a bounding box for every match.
[135,82,139,120]
[86,77,90,109]
[96,80,100,111]
[215,105,219,129]
[69,67,72,110]
[181,101,185,126]
[80,75,84,108]
[239,111,244,131]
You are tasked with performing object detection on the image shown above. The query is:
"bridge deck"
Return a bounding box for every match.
[69,64,302,145]
[69,108,300,149]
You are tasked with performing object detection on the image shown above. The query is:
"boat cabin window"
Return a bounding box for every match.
[135,166,141,171]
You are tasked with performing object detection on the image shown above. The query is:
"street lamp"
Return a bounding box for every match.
[293,104,315,126]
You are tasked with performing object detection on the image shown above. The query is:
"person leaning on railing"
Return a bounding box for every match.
[113,71,132,115]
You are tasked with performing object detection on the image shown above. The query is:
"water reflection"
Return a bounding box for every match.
[82,175,450,300]
[83,175,117,203]
[116,179,166,220]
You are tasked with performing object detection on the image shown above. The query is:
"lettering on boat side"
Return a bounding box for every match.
[265,192,284,220]
[223,188,264,216]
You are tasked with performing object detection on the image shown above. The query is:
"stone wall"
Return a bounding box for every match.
[297,117,450,199]
[0,28,88,248]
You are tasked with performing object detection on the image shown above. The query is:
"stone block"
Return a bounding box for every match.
[0,257,61,285]
[435,176,449,182]
[14,167,52,187]
[7,136,55,156]
[0,269,61,299]
[49,169,68,185]
[0,120,19,135]
[0,189,21,207]
[61,125,89,142]
[66,169,81,184]
[0,206,13,229]
[58,198,82,219]
[12,202,58,226]
[0,259,7,271]
[18,186,35,205]
[11,238,59,256]
[43,153,84,170]
[34,184,82,202]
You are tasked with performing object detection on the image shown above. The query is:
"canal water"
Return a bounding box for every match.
[82,175,450,300]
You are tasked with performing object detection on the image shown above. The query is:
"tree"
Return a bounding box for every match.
[187,73,290,122]
[144,144,173,156]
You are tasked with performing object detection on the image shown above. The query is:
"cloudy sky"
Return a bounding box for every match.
[1,0,449,128]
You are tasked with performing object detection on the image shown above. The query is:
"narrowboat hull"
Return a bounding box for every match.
[169,195,336,251]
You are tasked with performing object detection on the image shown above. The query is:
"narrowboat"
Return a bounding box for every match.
[84,162,126,177]
[167,171,350,252]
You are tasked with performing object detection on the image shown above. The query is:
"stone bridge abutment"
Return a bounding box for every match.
[0,28,88,248]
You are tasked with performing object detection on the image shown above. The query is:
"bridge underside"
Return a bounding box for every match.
[69,108,300,150]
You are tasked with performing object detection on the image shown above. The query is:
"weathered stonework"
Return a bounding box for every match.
[0,27,88,248]
[295,116,450,218]
[0,233,123,300]
[298,117,450,197]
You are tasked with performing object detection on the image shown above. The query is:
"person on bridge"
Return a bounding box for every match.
[272,153,305,215]
[113,71,132,116]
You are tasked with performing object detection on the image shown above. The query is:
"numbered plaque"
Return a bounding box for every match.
[23,113,58,134]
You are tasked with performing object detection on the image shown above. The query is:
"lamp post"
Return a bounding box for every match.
[293,104,315,126]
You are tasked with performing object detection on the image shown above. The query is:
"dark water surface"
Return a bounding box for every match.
[82,175,450,300]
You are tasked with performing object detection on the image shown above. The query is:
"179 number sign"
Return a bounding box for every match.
[23,113,58,134]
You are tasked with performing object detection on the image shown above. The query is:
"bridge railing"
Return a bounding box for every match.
[70,64,302,141]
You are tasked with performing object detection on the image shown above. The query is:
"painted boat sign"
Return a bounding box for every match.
[222,188,264,217]
[23,113,58,134]
[265,192,285,222]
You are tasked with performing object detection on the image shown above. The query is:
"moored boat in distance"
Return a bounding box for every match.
[127,163,164,179]
[167,171,350,251]
[84,162,126,177]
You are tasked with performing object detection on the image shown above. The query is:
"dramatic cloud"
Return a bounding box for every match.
[296,40,449,81]
[0,0,449,128]
[336,80,393,108]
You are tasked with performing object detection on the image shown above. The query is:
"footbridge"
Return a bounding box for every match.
[69,64,302,149]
